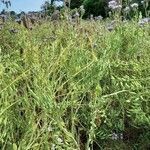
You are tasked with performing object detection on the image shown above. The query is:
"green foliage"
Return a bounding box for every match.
[83,0,108,17]
[41,0,56,15]
[70,0,150,18]
[70,0,84,9]
[0,19,150,149]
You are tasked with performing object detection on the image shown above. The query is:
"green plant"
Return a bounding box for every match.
[0,17,150,150]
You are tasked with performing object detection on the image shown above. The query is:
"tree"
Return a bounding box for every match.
[69,0,109,18]
[1,0,11,8]
[70,0,84,9]
[41,1,51,15]
[41,0,56,15]
[83,0,108,18]
[10,10,16,20]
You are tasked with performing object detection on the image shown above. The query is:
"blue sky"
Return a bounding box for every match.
[0,0,63,13]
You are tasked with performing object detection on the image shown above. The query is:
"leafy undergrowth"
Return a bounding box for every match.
[0,20,150,150]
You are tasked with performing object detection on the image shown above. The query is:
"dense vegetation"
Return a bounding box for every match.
[0,17,150,149]
[0,0,150,149]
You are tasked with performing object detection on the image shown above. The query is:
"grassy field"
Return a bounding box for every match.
[0,19,150,149]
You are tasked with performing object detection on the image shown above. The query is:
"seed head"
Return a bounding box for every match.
[109,0,117,7]
[111,133,119,140]
[124,6,130,13]
[108,0,122,10]
[107,25,114,32]
[90,14,94,20]
[9,28,19,34]
[138,17,150,26]
[131,3,138,8]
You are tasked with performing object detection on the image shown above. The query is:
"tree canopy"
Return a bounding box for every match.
[70,0,149,18]
[1,0,11,8]
[83,0,108,17]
